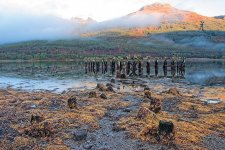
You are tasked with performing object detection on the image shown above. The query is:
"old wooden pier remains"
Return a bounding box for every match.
[84,56,185,78]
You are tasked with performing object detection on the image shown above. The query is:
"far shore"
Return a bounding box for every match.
[0,57,224,63]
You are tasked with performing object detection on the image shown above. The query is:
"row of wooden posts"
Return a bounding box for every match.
[84,57,185,78]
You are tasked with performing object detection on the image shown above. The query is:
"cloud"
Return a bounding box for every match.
[0,13,75,44]
[0,0,225,21]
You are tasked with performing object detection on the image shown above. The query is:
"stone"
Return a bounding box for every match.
[120,74,126,79]
[158,120,174,135]
[73,129,87,141]
[100,93,107,99]
[144,91,152,99]
[106,83,113,87]
[149,98,162,113]
[97,83,107,91]
[67,96,77,109]
[83,143,93,149]
[107,86,115,93]
[89,91,97,98]
[144,87,151,91]
[110,78,116,83]
[167,88,180,96]
[30,115,44,124]
[137,106,156,120]
[158,120,175,145]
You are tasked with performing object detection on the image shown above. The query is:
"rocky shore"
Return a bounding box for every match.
[0,79,224,150]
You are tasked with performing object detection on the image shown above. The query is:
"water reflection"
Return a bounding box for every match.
[0,60,224,92]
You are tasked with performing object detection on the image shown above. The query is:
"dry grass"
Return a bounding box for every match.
[0,87,224,149]
[117,90,225,149]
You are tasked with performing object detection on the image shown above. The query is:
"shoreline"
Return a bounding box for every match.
[0,79,224,149]
[0,57,225,63]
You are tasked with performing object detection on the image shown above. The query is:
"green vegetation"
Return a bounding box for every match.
[0,31,225,61]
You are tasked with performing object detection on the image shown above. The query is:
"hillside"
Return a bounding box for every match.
[83,3,225,37]
[0,3,225,60]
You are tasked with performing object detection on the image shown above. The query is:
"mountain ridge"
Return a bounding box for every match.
[80,3,225,37]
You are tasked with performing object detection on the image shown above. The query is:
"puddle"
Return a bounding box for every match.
[203,99,221,104]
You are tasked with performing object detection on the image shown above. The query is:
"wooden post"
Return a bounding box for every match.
[171,59,176,77]
[131,61,137,76]
[163,59,167,77]
[85,62,87,74]
[127,61,131,75]
[138,61,143,76]
[155,59,158,77]
[104,61,108,73]
[146,61,150,76]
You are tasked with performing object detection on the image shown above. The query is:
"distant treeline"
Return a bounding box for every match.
[0,31,225,61]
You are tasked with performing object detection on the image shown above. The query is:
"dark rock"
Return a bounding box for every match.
[30,115,44,124]
[120,74,126,79]
[73,129,87,141]
[110,78,116,83]
[123,108,132,112]
[149,98,162,113]
[144,87,151,91]
[68,96,77,109]
[144,91,152,99]
[158,120,174,135]
[89,91,97,98]
[158,120,175,145]
[49,99,63,110]
[107,86,115,93]
[100,93,107,99]
[106,83,113,87]
[97,83,107,91]
[137,106,156,120]
[83,143,93,149]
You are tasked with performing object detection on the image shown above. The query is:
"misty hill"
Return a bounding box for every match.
[1,30,225,61]
[83,3,225,37]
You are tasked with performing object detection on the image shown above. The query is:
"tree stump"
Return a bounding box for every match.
[67,96,77,109]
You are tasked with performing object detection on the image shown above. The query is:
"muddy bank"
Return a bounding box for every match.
[0,80,224,150]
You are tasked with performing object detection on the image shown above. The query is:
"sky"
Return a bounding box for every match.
[0,0,224,21]
[0,0,225,44]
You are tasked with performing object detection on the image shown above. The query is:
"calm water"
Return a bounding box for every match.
[0,60,225,92]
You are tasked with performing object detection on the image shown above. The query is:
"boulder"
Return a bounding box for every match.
[107,86,115,93]
[100,93,107,99]
[149,98,162,113]
[96,83,107,91]
[158,120,175,144]
[137,106,156,120]
[67,96,77,109]
[89,91,97,98]
[73,129,87,141]
[158,120,174,135]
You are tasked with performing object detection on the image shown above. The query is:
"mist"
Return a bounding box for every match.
[0,13,76,44]
[0,12,167,44]
[82,13,163,32]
